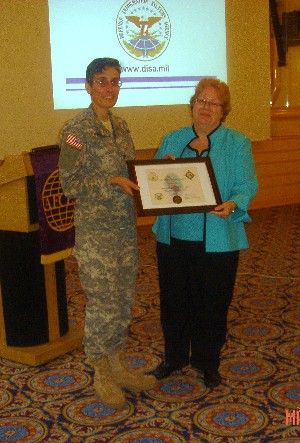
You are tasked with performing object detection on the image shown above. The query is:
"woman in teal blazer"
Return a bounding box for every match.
[150,78,258,388]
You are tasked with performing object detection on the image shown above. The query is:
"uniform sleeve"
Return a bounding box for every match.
[58,125,113,201]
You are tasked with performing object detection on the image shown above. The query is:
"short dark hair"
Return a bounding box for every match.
[86,58,121,84]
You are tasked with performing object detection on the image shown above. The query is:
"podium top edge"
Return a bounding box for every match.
[0,152,34,185]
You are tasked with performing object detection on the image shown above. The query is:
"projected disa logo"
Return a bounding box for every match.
[116,0,171,61]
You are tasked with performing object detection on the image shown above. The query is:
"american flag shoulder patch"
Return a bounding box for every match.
[65,133,84,150]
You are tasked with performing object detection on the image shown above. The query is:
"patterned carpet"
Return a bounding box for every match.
[0,205,299,442]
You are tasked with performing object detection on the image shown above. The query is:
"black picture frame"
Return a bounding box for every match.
[127,157,222,216]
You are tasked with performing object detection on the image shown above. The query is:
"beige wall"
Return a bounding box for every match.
[0,0,271,159]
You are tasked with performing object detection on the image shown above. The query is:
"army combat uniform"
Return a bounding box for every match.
[59,105,138,362]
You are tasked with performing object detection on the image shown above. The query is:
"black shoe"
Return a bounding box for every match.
[204,369,221,388]
[149,362,180,380]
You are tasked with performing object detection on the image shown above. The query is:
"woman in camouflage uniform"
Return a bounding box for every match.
[59,58,156,409]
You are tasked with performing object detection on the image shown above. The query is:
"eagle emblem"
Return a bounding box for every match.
[117,0,171,60]
[125,16,162,37]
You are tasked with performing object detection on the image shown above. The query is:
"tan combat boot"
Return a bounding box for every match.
[93,356,126,409]
[109,351,157,392]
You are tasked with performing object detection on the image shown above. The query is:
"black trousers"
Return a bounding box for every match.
[156,239,239,370]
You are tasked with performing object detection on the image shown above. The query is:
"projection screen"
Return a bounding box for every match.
[48,0,227,109]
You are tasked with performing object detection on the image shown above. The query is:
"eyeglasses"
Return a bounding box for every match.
[93,78,122,88]
[195,98,223,109]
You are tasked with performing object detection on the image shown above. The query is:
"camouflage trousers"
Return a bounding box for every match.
[73,225,138,361]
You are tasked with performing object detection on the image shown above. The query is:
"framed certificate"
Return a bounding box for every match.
[127,157,222,216]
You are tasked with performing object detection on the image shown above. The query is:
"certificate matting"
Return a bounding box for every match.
[127,158,222,216]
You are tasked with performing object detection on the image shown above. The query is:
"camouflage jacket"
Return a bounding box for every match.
[58,105,136,230]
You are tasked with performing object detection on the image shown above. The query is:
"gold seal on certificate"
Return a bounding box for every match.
[127,158,222,217]
[173,195,182,204]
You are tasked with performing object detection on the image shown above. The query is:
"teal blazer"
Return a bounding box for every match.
[152,125,258,252]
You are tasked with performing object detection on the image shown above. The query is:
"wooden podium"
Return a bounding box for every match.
[0,153,83,365]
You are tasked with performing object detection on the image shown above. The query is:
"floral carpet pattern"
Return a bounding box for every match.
[0,205,299,442]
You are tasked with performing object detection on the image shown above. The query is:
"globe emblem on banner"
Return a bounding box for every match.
[42,169,75,232]
[116,0,171,60]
